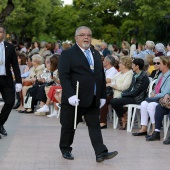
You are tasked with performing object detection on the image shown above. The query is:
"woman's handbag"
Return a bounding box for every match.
[23,81,33,86]
[159,94,170,109]
[24,94,32,109]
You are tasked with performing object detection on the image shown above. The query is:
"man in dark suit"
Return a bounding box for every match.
[58,26,118,162]
[0,25,22,139]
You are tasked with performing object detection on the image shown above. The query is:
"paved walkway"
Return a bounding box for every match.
[0,107,170,170]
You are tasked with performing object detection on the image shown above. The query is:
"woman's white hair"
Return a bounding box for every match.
[32,54,43,65]
[153,57,160,62]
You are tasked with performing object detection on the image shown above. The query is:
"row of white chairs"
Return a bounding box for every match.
[111,78,170,139]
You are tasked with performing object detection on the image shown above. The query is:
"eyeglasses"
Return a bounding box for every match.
[76,34,92,38]
[153,62,160,65]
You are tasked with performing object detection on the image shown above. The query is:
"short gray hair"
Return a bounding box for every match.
[75,26,92,36]
[102,42,108,47]
[153,57,160,62]
[32,54,43,65]
[105,55,115,66]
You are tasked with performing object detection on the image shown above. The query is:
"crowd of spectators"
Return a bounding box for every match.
[8,38,170,145]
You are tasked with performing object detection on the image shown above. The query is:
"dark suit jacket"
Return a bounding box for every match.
[58,44,106,107]
[4,41,21,87]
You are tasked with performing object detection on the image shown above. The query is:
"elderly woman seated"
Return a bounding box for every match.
[132,56,170,137]
[100,56,133,129]
[110,58,149,130]
[149,57,161,80]
[18,54,45,113]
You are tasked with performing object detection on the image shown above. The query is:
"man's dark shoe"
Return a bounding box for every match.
[0,134,1,139]
[0,126,7,136]
[163,136,170,145]
[96,151,118,162]
[146,131,160,141]
[62,151,74,160]
[132,131,147,136]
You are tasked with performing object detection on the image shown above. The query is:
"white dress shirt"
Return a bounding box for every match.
[105,67,118,79]
[77,43,94,65]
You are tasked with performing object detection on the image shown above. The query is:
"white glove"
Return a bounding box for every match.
[100,99,106,108]
[68,95,80,106]
[15,83,22,92]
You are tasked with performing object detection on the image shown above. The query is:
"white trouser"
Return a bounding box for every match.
[140,101,158,126]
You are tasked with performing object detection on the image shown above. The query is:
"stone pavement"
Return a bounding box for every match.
[0,107,170,170]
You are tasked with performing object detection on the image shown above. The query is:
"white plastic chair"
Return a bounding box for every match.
[113,79,157,132]
[163,115,170,140]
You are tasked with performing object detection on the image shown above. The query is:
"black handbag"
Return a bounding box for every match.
[45,81,55,86]
[106,86,113,96]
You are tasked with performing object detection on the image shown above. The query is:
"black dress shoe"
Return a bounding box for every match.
[18,110,26,113]
[146,131,160,141]
[132,131,147,136]
[163,136,170,145]
[96,151,118,162]
[13,102,20,109]
[62,151,74,160]
[100,125,107,129]
[0,126,7,136]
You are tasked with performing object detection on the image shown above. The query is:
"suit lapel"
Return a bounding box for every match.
[75,44,93,72]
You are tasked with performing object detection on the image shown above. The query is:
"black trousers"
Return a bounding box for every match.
[36,84,47,103]
[0,76,15,126]
[59,97,108,156]
[110,97,137,118]
[155,104,170,130]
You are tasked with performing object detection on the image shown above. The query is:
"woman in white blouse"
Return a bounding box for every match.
[100,56,133,129]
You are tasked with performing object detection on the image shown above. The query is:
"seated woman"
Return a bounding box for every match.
[132,56,170,136]
[13,53,27,109]
[146,96,170,142]
[149,57,161,80]
[110,58,150,130]
[146,54,155,76]
[18,54,45,113]
[34,55,61,116]
[100,57,133,128]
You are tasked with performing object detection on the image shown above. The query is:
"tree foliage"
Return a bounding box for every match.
[0,0,170,44]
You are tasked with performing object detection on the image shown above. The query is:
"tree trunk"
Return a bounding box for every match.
[0,0,15,26]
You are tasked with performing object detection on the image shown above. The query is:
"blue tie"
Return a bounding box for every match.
[84,50,96,95]
[84,50,94,71]
[0,43,5,75]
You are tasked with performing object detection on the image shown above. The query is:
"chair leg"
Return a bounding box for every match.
[113,110,118,129]
[147,120,151,133]
[130,107,137,132]
[127,106,132,132]
[164,115,170,140]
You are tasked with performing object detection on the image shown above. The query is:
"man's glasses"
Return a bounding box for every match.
[153,62,160,65]
[77,34,92,38]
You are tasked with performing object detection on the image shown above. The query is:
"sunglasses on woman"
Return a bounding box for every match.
[153,62,160,65]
